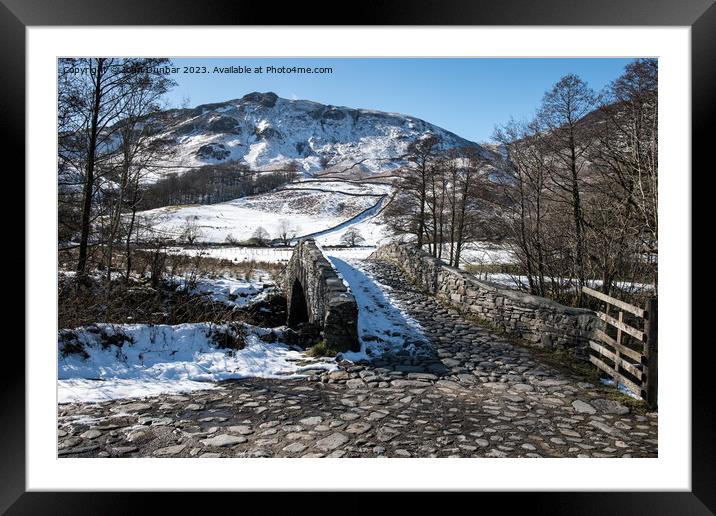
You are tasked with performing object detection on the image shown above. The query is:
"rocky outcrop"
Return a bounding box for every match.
[195,143,230,160]
[207,116,241,134]
[280,239,359,353]
[242,91,279,108]
[369,243,597,351]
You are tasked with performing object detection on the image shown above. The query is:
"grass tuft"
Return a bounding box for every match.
[306,340,338,357]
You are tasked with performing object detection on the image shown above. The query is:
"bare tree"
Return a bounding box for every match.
[340,228,365,247]
[401,135,440,249]
[535,74,597,298]
[489,62,657,304]
[387,141,492,268]
[102,60,176,283]
[589,58,658,288]
[426,153,448,258]
[58,58,176,275]
[451,147,492,267]
[181,217,204,244]
[494,119,551,296]
[252,226,270,246]
[276,219,298,246]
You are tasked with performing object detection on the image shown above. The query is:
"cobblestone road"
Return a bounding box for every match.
[58,260,658,458]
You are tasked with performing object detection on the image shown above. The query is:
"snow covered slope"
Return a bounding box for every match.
[139,179,391,244]
[144,91,491,178]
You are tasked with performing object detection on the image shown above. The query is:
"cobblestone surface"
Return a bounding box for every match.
[57,260,658,458]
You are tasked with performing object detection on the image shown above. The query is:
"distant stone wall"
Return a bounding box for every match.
[280,239,359,353]
[370,243,597,350]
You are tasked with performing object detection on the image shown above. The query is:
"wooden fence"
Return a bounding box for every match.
[582,286,658,407]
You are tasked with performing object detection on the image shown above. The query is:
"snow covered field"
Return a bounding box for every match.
[167,245,378,265]
[166,245,294,263]
[135,180,392,244]
[456,242,517,266]
[162,238,511,271]
[320,247,376,261]
[479,272,654,294]
[312,203,392,248]
[282,179,394,197]
[58,323,337,404]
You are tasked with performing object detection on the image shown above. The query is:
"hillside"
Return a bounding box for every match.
[140,179,392,244]
[141,91,491,180]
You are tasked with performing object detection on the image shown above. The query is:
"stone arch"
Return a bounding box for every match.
[279,239,359,353]
[287,278,309,326]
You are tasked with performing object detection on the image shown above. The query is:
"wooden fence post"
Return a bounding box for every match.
[643,297,658,408]
[614,310,623,389]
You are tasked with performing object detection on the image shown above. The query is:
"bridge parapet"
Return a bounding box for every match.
[370,242,597,351]
[280,239,359,353]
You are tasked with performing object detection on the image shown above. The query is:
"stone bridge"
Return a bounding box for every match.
[58,240,657,459]
[280,239,359,353]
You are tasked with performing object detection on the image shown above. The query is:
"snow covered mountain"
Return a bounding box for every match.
[147,91,489,179]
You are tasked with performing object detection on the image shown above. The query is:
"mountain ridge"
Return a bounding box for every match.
[143,91,491,181]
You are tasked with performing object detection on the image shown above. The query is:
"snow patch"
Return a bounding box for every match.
[58,323,337,403]
[599,378,642,400]
[183,275,275,308]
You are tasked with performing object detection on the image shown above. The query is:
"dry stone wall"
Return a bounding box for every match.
[280,239,359,353]
[370,243,597,350]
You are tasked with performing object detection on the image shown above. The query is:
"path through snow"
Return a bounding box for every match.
[326,255,429,362]
[297,194,388,244]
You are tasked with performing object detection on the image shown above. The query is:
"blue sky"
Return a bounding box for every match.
[165,58,637,143]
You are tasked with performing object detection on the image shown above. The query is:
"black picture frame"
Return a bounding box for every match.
[5,0,710,512]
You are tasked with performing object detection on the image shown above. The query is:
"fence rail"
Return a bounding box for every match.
[582,286,658,407]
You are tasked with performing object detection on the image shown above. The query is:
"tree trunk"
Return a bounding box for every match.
[449,176,457,266]
[569,131,585,301]
[416,167,426,249]
[77,59,105,274]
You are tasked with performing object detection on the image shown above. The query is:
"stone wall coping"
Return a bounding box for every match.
[446,266,592,316]
[374,242,593,317]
